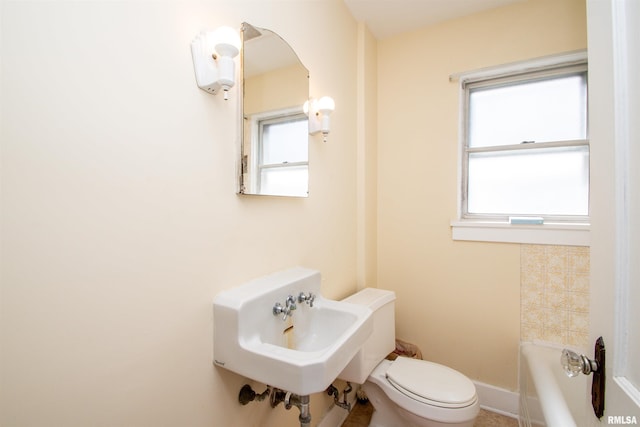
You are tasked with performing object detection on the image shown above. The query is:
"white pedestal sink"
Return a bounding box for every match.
[213,267,372,396]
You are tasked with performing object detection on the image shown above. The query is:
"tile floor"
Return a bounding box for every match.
[474,409,519,427]
[341,400,519,427]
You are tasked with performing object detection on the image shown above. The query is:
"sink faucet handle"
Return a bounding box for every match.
[298,292,315,307]
[273,302,284,317]
[274,301,293,321]
[285,295,297,311]
[274,296,300,321]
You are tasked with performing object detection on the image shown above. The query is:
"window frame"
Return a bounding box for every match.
[451,51,590,246]
[248,107,309,196]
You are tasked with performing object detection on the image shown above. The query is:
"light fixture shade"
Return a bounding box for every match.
[317,96,335,114]
[306,96,335,142]
[214,26,241,58]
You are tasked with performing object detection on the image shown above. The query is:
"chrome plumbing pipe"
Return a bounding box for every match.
[286,393,311,427]
[270,387,311,427]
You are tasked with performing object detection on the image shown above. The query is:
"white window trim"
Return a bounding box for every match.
[450,220,590,246]
[451,50,590,246]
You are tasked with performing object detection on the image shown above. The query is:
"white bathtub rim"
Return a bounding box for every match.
[521,339,588,354]
[520,341,587,427]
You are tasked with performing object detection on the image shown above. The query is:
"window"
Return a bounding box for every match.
[248,110,308,197]
[453,52,590,245]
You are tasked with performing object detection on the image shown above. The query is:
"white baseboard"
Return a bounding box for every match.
[316,388,358,427]
[473,380,519,419]
[317,404,349,427]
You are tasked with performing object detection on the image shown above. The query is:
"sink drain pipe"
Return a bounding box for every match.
[287,393,311,427]
[269,387,311,427]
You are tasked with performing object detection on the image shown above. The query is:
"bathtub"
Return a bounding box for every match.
[519,342,588,427]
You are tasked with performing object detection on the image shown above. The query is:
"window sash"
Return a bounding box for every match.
[255,112,308,195]
[460,62,589,223]
[259,164,308,197]
[467,71,588,148]
[258,114,308,165]
[466,142,589,218]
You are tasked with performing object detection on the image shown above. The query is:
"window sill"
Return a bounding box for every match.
[450,220,590,246]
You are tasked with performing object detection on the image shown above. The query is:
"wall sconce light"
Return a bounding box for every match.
[191,26,241,100]
[304,96,335,142]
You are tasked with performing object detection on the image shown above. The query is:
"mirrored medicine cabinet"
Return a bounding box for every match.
[238,22,310,198]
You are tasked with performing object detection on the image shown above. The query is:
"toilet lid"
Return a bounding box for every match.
[385,357,477,408]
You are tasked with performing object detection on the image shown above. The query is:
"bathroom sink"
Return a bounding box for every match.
[213,267,373,396]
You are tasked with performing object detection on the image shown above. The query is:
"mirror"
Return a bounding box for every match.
[239,23,310,197]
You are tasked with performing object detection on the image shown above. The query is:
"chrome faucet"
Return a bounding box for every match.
[273,295,297,321]
[298,292,315,307]
[285,294,297,311]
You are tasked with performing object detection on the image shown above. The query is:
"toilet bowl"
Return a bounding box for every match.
[364,358,479,427]
[339,288,480,427]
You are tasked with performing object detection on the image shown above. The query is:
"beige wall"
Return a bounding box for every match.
[0,2,358,426]
[376,0,587,391]
[244,64,309,115]
[356,22,378,290]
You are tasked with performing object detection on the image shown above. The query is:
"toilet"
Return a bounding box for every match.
[339,288,480,427]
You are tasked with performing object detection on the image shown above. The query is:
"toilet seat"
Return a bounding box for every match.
[366,358,480,425]
[385,357,478,408]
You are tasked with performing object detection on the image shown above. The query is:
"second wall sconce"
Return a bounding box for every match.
[304,96,335,142]
[191,26,241,100]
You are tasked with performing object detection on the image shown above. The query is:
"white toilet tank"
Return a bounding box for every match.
[339,288,396,384]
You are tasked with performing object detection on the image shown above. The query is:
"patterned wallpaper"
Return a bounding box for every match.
[521,244,590,349]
